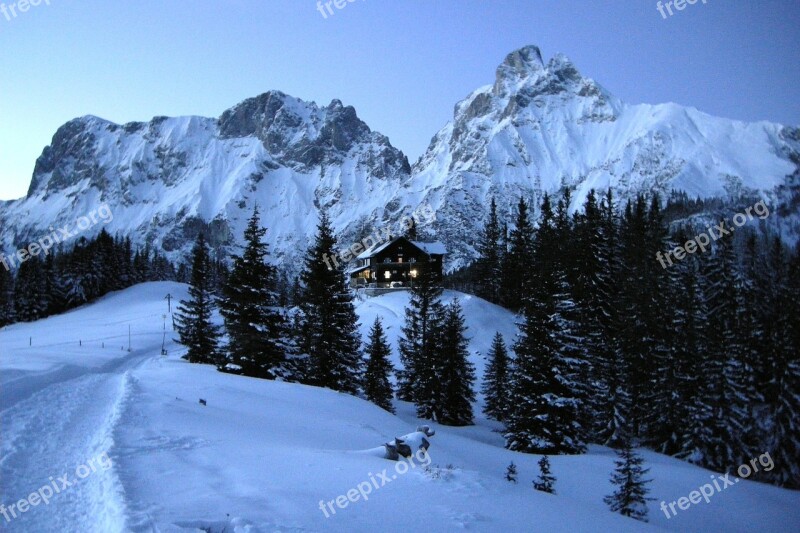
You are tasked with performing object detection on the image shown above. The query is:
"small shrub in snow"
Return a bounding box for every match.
[533,455,556,494]
[505,461,518,483]
[604,442,653,522]
[425,463,458,481]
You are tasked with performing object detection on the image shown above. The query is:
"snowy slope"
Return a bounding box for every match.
[1,46,798,270]
[1,283,798,532]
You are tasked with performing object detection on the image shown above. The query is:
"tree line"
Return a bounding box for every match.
[466,189,799,489]
[0,230,180,326]
[174,206,477,425]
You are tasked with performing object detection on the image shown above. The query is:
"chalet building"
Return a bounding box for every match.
[349,236,446,289]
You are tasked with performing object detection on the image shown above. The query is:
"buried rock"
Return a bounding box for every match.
[383,426,434,461]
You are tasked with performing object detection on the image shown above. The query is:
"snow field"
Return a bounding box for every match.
[0,282,798,532]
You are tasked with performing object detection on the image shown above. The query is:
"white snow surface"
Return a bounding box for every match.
[1,282,798,532]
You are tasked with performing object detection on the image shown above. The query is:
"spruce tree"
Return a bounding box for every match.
[505,195,585,455]
[533,455,556,494]
[363,317,395,413]
[666,226,707,458]
[219,206,289,379]
[694,235,750,470]
[299,211,363,394]
[505,462,518,483]
[592,189,631,447]
[0,265,14,327]
[175,233,222,365]
[14,257,48,321]
[501,197,534,310]
[604,441,652,522]
[405,217,418,240]
[397,261,445,405]
[482,332,511,422]
[438,299,476,426]
[476,197,502,303]
[764,240,800,488]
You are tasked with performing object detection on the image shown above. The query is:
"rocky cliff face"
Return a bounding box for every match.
[2,46,798,271]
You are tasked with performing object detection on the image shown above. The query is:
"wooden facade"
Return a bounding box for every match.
[349,237,446,289]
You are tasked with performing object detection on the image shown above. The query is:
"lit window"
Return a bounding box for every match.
[384,271,391,279]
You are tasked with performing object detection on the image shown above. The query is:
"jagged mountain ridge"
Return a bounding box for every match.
[402,46,800,266]
[2,91,412,268]
[2,45,798,270]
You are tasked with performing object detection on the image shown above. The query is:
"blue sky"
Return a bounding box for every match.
[0,0,798,200]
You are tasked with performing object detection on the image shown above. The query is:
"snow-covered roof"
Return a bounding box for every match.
[355,237,447,260]
[410,240,447,255]
[355,239,395,260]
[346,264,371,275]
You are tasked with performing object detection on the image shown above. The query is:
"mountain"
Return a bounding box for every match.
[403,45,800,266]
[2,46,798,270]
[0,91,411,268]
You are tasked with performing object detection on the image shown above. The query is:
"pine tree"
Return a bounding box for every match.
[505,462,518,483]
[591,189,631,447]
[604,441,652,522]
[665,226,707,458]
[501,197,535,310]
[482,332,512,422]
[14,257,48,321]
[174,233,222,365]
[438,299,476,426]
[693,235,750,470]
[505,194,585,455]
[219,206,289,379]
[363,317,395,413]
[397,261,445,404]
[764,240,800,488]
[299,211,363,394]
[405,217,418,240]
[0,265,15,327]
[476,197,502,302]
[533,455,556,494]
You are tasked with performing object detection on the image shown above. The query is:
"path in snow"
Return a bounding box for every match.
[0,349,158,532]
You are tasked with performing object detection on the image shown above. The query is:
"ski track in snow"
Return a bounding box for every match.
[0,366,134,531]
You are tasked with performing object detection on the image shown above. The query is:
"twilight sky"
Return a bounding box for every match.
[0,0,798,200]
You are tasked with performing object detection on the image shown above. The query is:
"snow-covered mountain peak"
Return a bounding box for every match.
[406,47,798,269]
[493,45,545,92]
